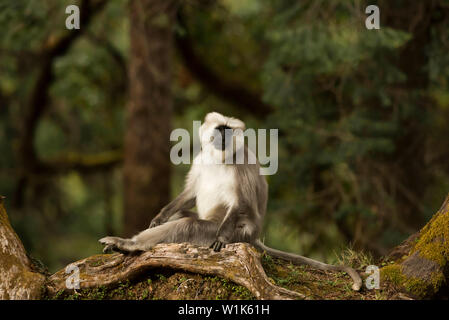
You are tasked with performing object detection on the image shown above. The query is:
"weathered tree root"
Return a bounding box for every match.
[47,242,306,300]
[0,197,46,299]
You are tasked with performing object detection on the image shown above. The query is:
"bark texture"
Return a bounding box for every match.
[47,243,305,300]
[382,193,449,298]
[0,197,46,299]
[124,0,177,236]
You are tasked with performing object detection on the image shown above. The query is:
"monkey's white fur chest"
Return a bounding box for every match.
[193,161,237,221]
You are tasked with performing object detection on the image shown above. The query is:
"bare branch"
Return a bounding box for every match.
[175,9,272,118]
[37,150,123,174]
[14,0,108,207]
[19,0,108,169]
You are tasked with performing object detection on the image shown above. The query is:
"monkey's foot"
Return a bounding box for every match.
[99,236,121,245]
[99,236,137,253]
[149,219,163,229]
[99,236,120,253]
[210,240,226,252]
[102,243,118,253]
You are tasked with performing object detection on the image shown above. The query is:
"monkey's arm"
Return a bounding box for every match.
[210,203,253,252]
[149,190,196,228]
[210,208,238,251]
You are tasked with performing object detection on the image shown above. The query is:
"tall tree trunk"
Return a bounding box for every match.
[124,0,177,236]
[380,0,438,230]
[347,2,445,252]
[379,3,449,291]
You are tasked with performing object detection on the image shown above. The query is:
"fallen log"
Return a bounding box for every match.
[47,242,305,300]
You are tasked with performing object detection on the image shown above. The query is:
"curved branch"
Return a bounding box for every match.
[174,9,272,118]
[19,0,108,170]
[37,150,123,174]
[47,243,305,300]
[85,32,128,92]
[14,0,108,207]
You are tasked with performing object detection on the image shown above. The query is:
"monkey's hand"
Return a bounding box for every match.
[209,236,228,252]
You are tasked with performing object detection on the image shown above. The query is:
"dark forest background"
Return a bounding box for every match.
[1,0,448,273]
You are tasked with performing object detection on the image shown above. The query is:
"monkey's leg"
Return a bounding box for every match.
[99,216,218,253]
[149,192,196,228]
[210,204,255,252]
[166,210,198,222]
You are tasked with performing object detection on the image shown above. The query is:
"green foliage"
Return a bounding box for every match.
[257,0,449,256]
[0,0,127,272]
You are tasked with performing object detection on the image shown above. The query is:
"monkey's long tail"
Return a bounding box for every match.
[253,240,362,291]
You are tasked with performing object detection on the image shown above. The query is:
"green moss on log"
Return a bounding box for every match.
[381,195,449,298]
[381,265,433,297]
[412,207,449,267]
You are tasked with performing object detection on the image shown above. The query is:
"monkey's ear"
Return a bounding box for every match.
[227,117,245,131]
[198,123,204,142]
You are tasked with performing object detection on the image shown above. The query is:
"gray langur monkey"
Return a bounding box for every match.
[99,112,362,291]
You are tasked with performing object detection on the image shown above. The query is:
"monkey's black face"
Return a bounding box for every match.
[212,125,233,151]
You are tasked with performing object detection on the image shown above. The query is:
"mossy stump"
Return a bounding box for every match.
[0,197,46,299]
[382,193,449,298]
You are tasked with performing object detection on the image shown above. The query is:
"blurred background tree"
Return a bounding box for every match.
[0,0,448,272]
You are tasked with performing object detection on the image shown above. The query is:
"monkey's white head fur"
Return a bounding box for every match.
[199,112,246,164]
